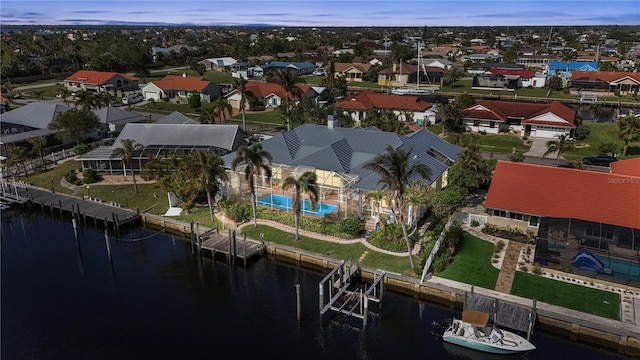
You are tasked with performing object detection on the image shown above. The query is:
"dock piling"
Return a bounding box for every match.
[104,229,112,262]
[72,218,79,242]
[296,284,301,322]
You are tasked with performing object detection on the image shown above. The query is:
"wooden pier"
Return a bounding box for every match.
[464,286,537,340]
[1,182,139,229]
[198,228,265,266]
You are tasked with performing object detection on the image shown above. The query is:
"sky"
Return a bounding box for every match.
[1,0,639,27]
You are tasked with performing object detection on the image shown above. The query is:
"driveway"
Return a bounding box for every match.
[524,137,561,160]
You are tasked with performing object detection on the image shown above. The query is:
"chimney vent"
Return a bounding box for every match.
[327,114,339,129]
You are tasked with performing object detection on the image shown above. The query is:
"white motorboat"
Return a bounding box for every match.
[442,309,536,355]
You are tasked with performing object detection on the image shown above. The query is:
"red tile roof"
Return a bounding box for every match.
[485,161,640,229]
[334,90,433,112]
[65,70,138,85]
[462,100,576,128]
[570,71,640,84]
[152,75,212,92]
[611,157,640,177]
[245,81,286,98]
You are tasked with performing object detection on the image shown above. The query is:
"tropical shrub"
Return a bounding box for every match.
[82,168,100,184]
[219,200,251,223]
[72,143,90,155]
[65,170,81,186]
[369,223,412,252]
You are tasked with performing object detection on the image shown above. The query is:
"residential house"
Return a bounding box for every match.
[484,161,640,251]
[334,90,437,126]
[546,61,598,78]
[254,61,317,77]
[473,68,546,90]
[377,63,444,88]
[199,57,238,72]
[153,111,199,125]
[93,107,148,135]
[0,102,68,153]
[221,121,463,226]
[461,100,576,138]
[64,70,139,93]
[225,81,318,110]
[516,54,560,70]
[141,74,220,103]
[461,53,503,63]
[332,63,372,82]
[76,123,245,176]
[569,71,640,96]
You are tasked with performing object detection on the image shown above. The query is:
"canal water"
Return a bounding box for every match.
[1,210,627,360]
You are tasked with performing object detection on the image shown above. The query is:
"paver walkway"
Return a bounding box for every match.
[494,241,524,293]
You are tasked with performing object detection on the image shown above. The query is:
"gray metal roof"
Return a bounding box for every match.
[113,123,243,151]
[0,128,54,145]
[93,107,147,127]
[0,102,69,129]
[222,124,463,191]
[154,111,199,125]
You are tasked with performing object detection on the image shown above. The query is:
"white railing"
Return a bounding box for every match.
[419,216,456,284]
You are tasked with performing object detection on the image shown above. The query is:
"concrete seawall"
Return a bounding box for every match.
[141,213,640,358]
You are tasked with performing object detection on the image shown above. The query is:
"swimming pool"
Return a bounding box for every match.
[597,256,640,282]
[257,194,337,217]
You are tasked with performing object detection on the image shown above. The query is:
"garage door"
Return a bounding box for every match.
[144,91,160,101]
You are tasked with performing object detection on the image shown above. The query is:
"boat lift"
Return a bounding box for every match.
[319,259,386,328]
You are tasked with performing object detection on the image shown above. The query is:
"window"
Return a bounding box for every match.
[473,120,480,126]
[585,225,614,240]
[493,209,506,217]
[509,212,523,220]
[490,121,495,128]
[529,216,539,227]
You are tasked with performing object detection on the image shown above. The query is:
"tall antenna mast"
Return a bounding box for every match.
[546,26,553,49]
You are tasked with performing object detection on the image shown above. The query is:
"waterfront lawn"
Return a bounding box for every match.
[229,109,284,128]
[563,122,640,160]
[511,272,620,320]
[83,183,167,214]
[173,206,222,229]
[20,159,81,195]
[241,225,415,276]
[472,134,530,154]
[437,232,500,290]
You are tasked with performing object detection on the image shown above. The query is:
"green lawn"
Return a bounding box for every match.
[427,124,443,135]
[473,134,531,154]
[511,272,620,320]
[241,224,415,276]
[437,232,500,290]
[229,110,284,128]
[564,121,640,159]
[19,159,81,195]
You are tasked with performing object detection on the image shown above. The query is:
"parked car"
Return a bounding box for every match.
[122,93,143,105]
[582,154,618,166]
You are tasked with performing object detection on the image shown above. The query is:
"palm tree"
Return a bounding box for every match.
[212,96,233,124]
[28,136,48,171]
[405,182,433,227]
[365,189,387,217]
[195,150,227,223]
[9,145,29,177]
[442,67,465,86]
[231,143,273,227]
[435,103,462,136]
[543,134,576,165]
[57,88,71,106]
[618,115,640,156]
[267,68,305,131]
[589,103,603,122]
[75,90,97,111]
[363,145,431,270]
[111,139,144,193]
[233,77,253,131]
[282,171,319,241]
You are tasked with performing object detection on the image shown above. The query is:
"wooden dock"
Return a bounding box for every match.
[1,183,139,227]
[464,289,536,340]
[199,229,264,265]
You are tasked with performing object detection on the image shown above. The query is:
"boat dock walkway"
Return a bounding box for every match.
[198,228,265,265]
[1,182,139,227]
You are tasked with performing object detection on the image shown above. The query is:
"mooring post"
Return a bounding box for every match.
[196,223,201,251]
[319,283,324,311]
[104,228,112,262]
[339,264,344,288]
[379,275,384,311]
[190,221,195,254]
[243,233,247,268]
[115,214,121,240]
[363,295,369,328]
[227,229,232,262]
[232,230,237,266]
[72,218,79,242]
[58,199,63,218]
[295,284,301,322]
[528,299,537,340]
